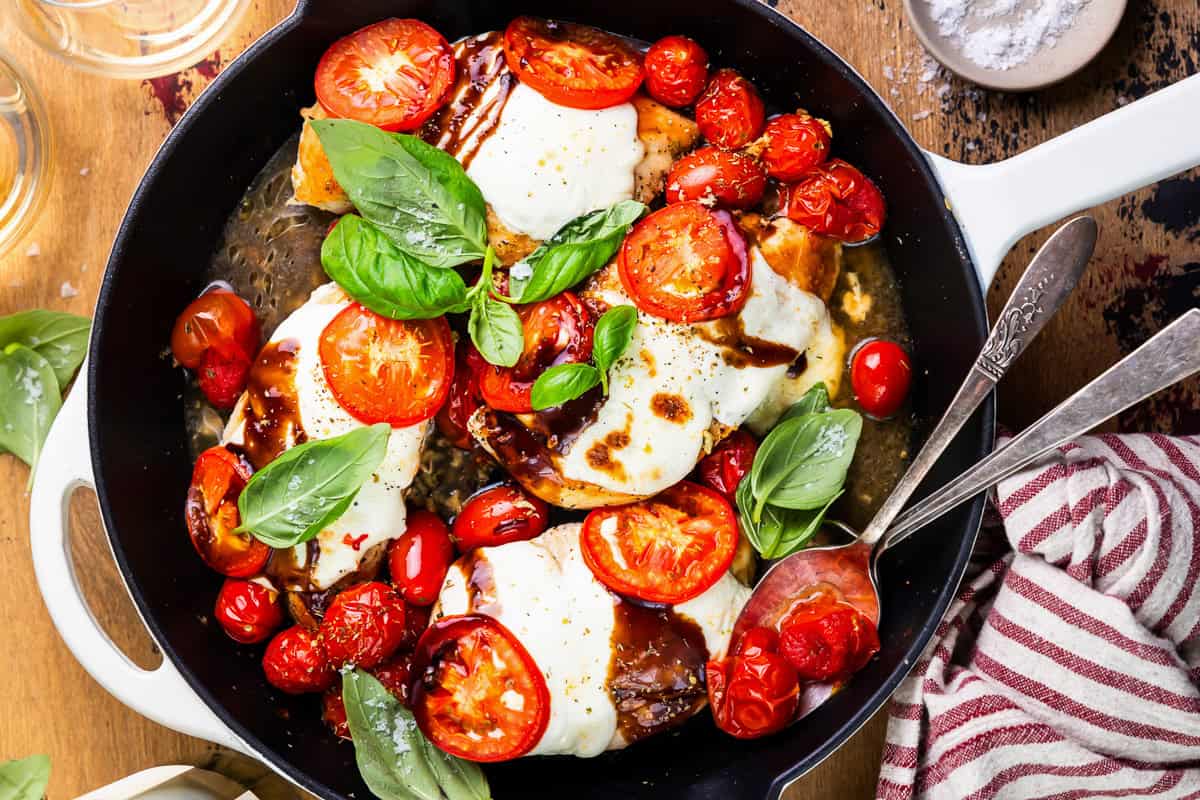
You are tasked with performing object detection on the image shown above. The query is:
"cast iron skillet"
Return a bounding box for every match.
[88,1,992,797]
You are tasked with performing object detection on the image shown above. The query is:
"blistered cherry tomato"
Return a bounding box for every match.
[643,35,709,107]
[452,484,549,552]
[319,581,408,669]
[619,202,750,324]
[695,69,765,149]
[388,510,454,606]
[263,625,335,694]
[403,602,432,651]
[778,599,880,682]
[707,650,799,739]
[780,159,886,243]
[734,626,779,659]
[697,430,758,503]
[760,112,832,182]
[372,651,414,707]
[503,17,644,110]
[478,293,594,413]
[666,146,766,209]
[436,344,486,449]
[171,287,260,370]
[196,347,251,410]
[582,481,738,604]
[323,685,351,739]
[315,19,456,132]
[214,578,283,644]
[411,614,550,762]
[850,339,911,419]
[185,446,269,577]
[320,303,454,427]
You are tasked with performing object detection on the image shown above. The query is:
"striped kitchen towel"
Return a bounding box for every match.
[877,434,1200,799]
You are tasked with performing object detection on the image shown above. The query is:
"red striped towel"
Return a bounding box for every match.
[877,434,1200,799]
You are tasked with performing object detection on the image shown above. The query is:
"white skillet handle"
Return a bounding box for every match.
[928,72,1200,289]
[29,369,253,756]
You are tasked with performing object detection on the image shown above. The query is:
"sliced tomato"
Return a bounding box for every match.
[760,112,832,182]
[643,35,709,108]
[319,304,454,427]
[185,446,269,577]
[171,287,260,370]
[618,202,751,324]
[503,17,644,110]
[695,68,765,149]
[780,159,887,243]
[665,146,766,210]
[478,293,594,413]
[581,481,738,603]
[452,483,550,552]
[315,19,456,132]
[411,615,550,762]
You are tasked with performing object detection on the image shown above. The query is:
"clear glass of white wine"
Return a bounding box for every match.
[0,53,51,258]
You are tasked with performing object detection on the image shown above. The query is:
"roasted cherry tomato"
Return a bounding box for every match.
[477,293,595,413]
[780,159,887,243]
[388,510,454,606]
[760,112,832,182]
[734,626,779,659]
[697,430,758,503]
[778,598,880,682]
[314,19,456,132]
[185,446,269,577]
[320,581,408,669]
[320,303,454,427]
[666,146,766,209]
[403,602,432,651]
[618,202,750,324]
[323,685,351,739]
[452,483,550,552]
[707,651,799,739]
[214,578,283,644]
[436,344,486,449]
[196,347,251,410]
[695,69,765,149]
[372,651,415,706]
[411,614,550,762]
[263,625,335,694]
[503,17,644,110]
[581,481,738,604]
[643,35,709,107]
[850,339,911,419]
[171,287,260,371]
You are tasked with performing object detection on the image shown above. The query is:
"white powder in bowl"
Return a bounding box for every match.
[925,0,1091,70]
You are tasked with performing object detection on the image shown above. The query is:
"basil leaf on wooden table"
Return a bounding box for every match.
[508,200,646,303]
[778,381,832,424]
[0,344,62,481]
[236,423,391,548]
[591,305,637,394]
[750,408,862,517]
[0,754,51,800]
[0,309,90,387]
[469,293,524,368]
[312,120,488,268]
[531,362,602,411]
[342,668,491,800]
[323,215,470,319]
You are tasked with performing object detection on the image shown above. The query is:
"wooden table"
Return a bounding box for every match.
[0,1,1196,797]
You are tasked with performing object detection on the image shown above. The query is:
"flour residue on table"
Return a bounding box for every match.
[926,0,1092,70]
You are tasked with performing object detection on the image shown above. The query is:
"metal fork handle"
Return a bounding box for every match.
[881,309,1200,552]
[858,216,1098,546]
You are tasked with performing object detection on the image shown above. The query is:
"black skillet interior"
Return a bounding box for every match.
[88,1,993,797]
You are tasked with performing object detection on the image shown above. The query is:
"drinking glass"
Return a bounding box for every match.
[0,52,51,258]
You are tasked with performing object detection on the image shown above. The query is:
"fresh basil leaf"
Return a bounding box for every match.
[342,669,440,800]
[750,409,862,514]
[509,201,645,303]
[592,305,637,394]
[0,310,90,387]
[778,382,832,424]
[530,363,601,411]
[419,735,491,800]
[323,216,470,319]
[736,478,838,559]
[0,754,50,800]
[0,344,62,482]
[469,294,523,368]
[237,423,390,548]
[312,120,488,268]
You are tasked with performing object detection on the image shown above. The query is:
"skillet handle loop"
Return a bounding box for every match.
[29,370,254,756]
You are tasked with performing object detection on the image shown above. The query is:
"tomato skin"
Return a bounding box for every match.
[171,288,260,371]
[733,626,779,659]
[643,35,709,107]
[666,147,766,209]
[760,113,832,182]
[697,430,758,503]
[452,484,549,552]
[780,159,887,243]
[371,651,414,707]
[707,651,799,739]
[581,481,739,604]
[314,19,456,132]
[436,345,486,449]
[323,685,351,739]
[185,446,270,578]
[388,510,454,607]
[503,17,644,110]
[778,600,880,682]
[402,602,432,651]
[695,69,765,149]
[263,626,335,694]
[319,581,408,669]
[196,347,252,410]
[850,339,911,419]
[411,614,550,762]
[214,579,283,644]
[618,202,751,324]
[478,293,594,413]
